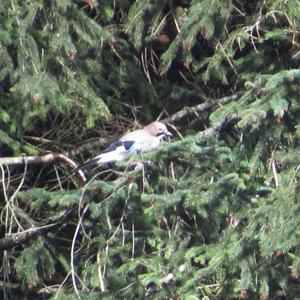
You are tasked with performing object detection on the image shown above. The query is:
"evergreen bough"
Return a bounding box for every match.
[0,0,299,299]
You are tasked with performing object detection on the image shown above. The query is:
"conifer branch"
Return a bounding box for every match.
[0,206,76,251]
[0,224,56,251]
[163,92,243,123]
[0,280,20,290]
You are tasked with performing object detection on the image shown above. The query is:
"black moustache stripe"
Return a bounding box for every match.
[156,132,165,137]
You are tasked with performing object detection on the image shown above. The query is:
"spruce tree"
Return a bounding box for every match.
[0,1,299,299]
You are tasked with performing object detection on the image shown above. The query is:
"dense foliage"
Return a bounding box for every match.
[0,0,299,299]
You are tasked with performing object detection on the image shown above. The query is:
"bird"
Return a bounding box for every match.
[78,121,173,170]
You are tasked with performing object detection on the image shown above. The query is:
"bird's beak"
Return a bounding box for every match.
[165,131,173,139]
[166,131,173,137]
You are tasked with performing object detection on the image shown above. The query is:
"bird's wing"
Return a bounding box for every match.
[120,129,158,152]
[102,140,135,153]
[120,129,144,142]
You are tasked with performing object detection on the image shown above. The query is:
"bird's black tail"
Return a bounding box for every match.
[72,158,100,182]
[77,157,100,171]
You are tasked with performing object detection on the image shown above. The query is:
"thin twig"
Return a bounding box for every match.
[54,270,72,298]
[70,204,90,298]
[131,221,135,261]
[270,156,279,188]
[97,251,106,292]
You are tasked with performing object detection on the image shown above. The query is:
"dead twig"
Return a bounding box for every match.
[0,153,86,183]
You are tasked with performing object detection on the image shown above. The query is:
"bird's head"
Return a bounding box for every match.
[145,122,173,138]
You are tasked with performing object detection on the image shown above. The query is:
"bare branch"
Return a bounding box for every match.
[162,92,242,123]
[0,153,87,183]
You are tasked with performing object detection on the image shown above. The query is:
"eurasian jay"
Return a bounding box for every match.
[78,121,172,170]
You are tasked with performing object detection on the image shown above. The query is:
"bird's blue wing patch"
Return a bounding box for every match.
[123,140,135,152]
